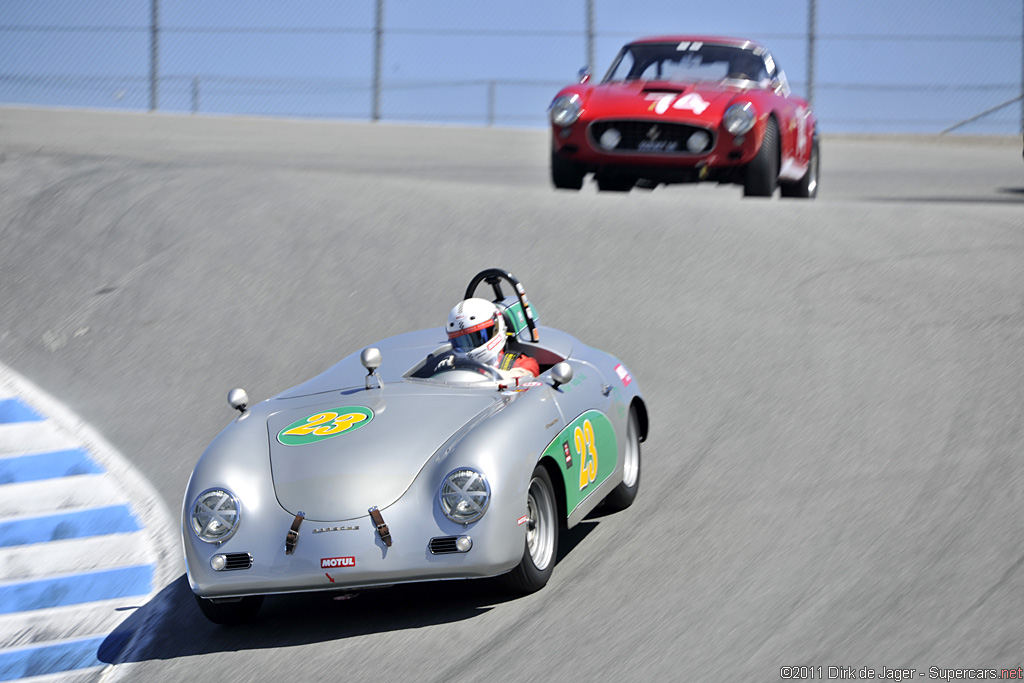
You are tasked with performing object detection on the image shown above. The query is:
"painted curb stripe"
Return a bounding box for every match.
[0,399,43,425]
[0,449,103,485]
[0,505,141,548]
[0,564,153,615]
[0,636,104,681]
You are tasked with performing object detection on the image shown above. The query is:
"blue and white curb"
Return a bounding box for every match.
[0,363,177,682]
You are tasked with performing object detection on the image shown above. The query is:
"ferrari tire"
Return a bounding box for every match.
[596,176,635,192]
[194,593,264,625]
[743,116,779,198]
[780,136,819,199]
[602,407,642,511]
[551,150,585,190]
[501,464,559,594]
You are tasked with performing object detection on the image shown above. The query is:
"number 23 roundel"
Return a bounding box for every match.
[278,407,374,446]
[545,410,617,513]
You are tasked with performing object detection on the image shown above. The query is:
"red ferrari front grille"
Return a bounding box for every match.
[588,120,715,155]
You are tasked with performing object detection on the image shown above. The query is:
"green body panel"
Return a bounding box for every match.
[543,410,617,514]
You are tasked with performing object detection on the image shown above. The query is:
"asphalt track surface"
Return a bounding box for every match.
[1,106,1023,682]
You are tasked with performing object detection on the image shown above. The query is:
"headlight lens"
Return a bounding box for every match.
[550,95,582,127]
[439,469,490,524]
[723,102,757,135]
[190,488,240,543]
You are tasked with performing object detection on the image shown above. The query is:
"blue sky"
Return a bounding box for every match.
[1,0,1021,133]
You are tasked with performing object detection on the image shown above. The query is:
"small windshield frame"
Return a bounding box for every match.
[602,41,774,86]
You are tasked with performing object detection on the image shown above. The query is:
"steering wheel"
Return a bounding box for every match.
[464,268,539,342]
[433,356,503,382]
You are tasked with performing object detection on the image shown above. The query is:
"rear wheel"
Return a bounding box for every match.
[780,136,819,199]
[501,464,558,594]
[551,150,585,190]
[602,407,642,511]
[194,594,264,625]
[743,117,779,198]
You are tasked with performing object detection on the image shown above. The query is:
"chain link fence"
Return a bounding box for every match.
[1,0,1021,134]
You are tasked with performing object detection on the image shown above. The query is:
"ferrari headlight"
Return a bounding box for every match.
[723,102,757,135]
[550,95,582,127]
[439,468,490,524]
[190,488,240,544]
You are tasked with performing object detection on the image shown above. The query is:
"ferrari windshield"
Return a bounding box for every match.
[602,41,772,85]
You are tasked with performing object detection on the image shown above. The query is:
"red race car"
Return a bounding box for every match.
[549,36,818,198]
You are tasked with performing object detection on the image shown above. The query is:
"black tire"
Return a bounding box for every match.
[743,117,779,198]
[596,175,635,192]
[780,135,819,199]
[602,407,642,512]
[551,150,584,190]
[501,464,559,594]
[194,593,264,625]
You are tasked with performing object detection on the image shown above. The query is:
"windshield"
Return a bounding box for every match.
[602,41,772,85]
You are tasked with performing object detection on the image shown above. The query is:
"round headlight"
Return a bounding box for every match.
[439,469,490,524]
[723,102,757,135]
[550,95,582,127]
[190,488,240,544]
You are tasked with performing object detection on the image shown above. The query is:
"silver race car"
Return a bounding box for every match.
[183,269,649,624]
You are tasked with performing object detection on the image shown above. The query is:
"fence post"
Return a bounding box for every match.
[585,0,595,69]
[487,81,496,126]
[373,0,384,121]
[192,76,200,114]
[150,0,160,111]
[806,0,816,107]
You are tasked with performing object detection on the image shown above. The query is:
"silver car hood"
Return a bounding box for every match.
[266,385,498,521]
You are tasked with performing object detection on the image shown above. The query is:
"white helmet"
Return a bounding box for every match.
[446,298,507,366]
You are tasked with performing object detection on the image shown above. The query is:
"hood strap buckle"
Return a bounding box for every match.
[368,506,392,547]
[285,511,305,555]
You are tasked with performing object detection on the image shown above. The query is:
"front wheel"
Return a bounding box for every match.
[551,150,585,190]
[602,407,641,511]
[194,594,264,625]
[501,464,559,594]
[743,117,779,198]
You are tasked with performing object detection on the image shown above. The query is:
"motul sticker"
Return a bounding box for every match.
[321,556,356,569]
[614,364,632,386]
[517,515,529,526]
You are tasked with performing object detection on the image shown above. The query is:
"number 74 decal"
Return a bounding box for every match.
[646,92,711,115]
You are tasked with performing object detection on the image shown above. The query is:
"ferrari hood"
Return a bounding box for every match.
[582,81,741,123]
[266,388,498,521]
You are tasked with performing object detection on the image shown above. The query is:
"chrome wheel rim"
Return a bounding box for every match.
[622,413,640,488]
[526,476,555,570]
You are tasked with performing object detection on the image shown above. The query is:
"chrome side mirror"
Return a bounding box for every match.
[578,67,592,84]
[227,388,248,412]
[361,347,382,390]
[551,362,574,390]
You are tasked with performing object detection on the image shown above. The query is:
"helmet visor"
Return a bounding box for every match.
[449,317,497,353]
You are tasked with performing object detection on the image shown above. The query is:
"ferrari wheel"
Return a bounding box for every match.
[743,117,779,198]
[602,407,642,511]
[551,150,584,190]
[501,464,558,594]
[780,136,819,199]
[194,593,264,625]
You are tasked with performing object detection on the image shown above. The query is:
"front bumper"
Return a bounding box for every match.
[184,489,525,598]
[552,116,762,180]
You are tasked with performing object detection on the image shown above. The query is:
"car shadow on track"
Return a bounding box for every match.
[99,521,599,663]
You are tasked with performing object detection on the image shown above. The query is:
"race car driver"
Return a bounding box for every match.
[446,297,539,379]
